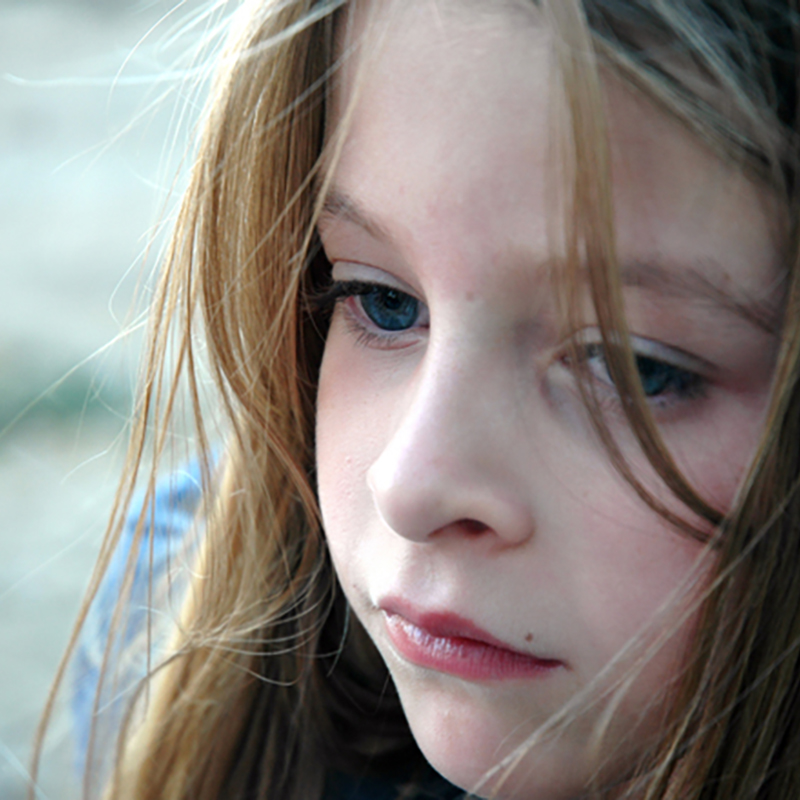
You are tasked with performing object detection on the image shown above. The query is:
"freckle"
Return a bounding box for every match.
[525,633,533,643]
[465,291,475,302]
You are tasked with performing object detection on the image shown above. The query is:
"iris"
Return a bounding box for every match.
[361,286,419,331]
[634,355,697,398]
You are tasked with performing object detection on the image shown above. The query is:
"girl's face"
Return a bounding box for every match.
[316,0,780,796]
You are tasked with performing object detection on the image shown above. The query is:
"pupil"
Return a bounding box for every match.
[635,356,685,397]
[362,287,418,331]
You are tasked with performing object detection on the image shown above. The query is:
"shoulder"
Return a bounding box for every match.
[71,461,207,772]
[81,461,205,646]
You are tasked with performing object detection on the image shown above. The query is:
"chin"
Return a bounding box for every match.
[414,732,602,800]
[394,681,609,800]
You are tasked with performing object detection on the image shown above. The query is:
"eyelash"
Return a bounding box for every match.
[315,279,427,348]
[570,341,707,410]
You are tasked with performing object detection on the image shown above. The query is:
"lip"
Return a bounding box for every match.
[379,598,565,681]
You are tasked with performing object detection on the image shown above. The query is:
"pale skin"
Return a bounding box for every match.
[315,0,781,797]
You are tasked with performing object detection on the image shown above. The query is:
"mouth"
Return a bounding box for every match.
[379,599,565,681]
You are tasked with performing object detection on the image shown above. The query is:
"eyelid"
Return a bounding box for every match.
[314,277,429,320]
[571,328,713,374]
[330,260,421,300]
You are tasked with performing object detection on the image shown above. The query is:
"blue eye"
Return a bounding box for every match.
[584,343,703,402]
[360,286,420,331]
[634,355,699,398]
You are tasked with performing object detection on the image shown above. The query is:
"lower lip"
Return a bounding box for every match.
[383,613,564,681]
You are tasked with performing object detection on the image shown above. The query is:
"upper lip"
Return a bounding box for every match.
[379,596,540,658]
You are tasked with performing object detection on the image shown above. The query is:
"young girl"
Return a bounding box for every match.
[38,0,800,797]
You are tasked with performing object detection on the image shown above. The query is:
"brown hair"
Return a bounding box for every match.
[34,0,800,798]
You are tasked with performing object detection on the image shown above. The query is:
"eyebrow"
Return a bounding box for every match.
[619,260,784,335]
[320,188,784,335]
[321,188,395,243]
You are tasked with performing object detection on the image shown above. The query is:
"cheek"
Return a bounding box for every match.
[567,474,711,649]
[316,325,388,558]
[545,430,716,675]
[676,422,762,514]
[671,404,766,513]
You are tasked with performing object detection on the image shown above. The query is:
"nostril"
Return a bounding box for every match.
[458,518,490,535]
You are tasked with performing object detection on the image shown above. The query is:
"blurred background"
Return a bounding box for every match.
[0,1,203,796]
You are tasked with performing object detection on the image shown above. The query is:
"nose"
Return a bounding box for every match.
[366,346,536,546]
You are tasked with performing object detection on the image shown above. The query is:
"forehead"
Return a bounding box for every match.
[326,0,782,302]
[331,0,550,221]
